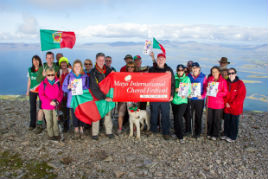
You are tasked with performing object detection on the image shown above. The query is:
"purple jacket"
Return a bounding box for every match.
[39,78,63,110]
[62,72,89,108]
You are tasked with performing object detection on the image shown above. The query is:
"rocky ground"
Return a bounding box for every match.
[0,95,268,179]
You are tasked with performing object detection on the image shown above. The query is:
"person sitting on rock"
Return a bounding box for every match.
[39,68,63,140]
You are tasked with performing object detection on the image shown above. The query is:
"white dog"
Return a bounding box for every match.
[128,109,150,140]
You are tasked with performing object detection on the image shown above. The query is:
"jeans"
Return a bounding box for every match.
[224,113,240,140]
[29,92,41,128]
[207,108,223,137]
[150,102,170,135]
[190,99,205,136]
[71,108,85,128]
[172,103,187,139]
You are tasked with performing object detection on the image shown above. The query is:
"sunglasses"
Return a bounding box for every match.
[228,72,236,75]
[105,60,111,62]
[47,74,55,77]
[177,69,184,72]
[84,63,92,66]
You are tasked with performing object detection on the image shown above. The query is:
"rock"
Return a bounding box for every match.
[113,170,125,178]
[198,171,206,179]
[216,160,221,165]
[103,156,113,162]
[127,172,135,178]
[245,147,257,153]
[21,141,30,146]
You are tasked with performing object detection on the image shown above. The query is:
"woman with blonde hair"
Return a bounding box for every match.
[62,59,89,139]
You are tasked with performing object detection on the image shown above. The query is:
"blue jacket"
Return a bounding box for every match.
[188,72,207,100]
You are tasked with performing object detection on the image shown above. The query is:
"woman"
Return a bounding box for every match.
[26,55,44,131]
[188,62,207,138]
[171,64,191,143]
[39,68,63,140]
[222,68,246,142]
[117,61,136,135]
[84,59,93,76]
[206,66,228,140]
[58,57,72,132]
[62,60,89,139]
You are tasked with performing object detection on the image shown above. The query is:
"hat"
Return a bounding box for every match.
[219,57,230,64]
[133,55,141,61]
[177,64,185,70]
[192,62,200,68]
[59,57,69,66]
[157,53,166,59]
[124,54,133,60]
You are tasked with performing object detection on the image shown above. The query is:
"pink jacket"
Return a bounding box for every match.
[39,78,63,110]
[206,75,228,109]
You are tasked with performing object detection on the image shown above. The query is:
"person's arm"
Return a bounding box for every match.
[26,77,31,96]
[201,76,207,99]
[36,66,45,83]
[62,74,71,93]
[89,70,106,100]
[229,81,246,108]
[38,82,51,105]
[56,84,64,103]
[170,68,175,98]
[217,79,228,97]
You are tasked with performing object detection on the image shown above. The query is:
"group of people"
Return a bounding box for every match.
[26,51,246,143]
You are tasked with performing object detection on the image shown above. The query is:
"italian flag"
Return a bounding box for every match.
[153,37,166,55]
[40,29,76,51]
[70,73,115,125]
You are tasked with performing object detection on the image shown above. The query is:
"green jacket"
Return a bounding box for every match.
[172,73,191,105]
[36,62,59,83]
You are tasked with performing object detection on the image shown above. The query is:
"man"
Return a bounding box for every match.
[134,55,149,72]
[149,53,175,140]
[105,56,116,71]
[56,53,63,65]
[185,60,193,75]
[120,54,133,72]
[89,52,114,140]
[219,57,230,71]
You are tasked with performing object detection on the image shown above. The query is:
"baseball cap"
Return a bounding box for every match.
[157,53,166,59]
[124,54,133,60]
[133,55,141,61]
[192,62,200,68]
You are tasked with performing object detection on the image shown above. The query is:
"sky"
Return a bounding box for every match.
[0,0,267,44]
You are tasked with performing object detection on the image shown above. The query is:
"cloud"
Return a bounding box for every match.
[27,0,88,10]
[77,24,268,43]
[17,14,39,34]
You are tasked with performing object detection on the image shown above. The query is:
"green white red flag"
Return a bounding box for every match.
[40,29,76,51]
[153,37,166,55]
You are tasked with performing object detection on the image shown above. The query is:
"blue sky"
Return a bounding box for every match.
[0,0,267,43]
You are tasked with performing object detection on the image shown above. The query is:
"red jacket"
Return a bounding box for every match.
[206,75,228,109]
[224,77,246,115]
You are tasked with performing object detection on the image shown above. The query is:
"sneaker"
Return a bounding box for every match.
[226,138,235,143]
[163,135,170,140]
[34,125,43,134]
[106,134,115,139]
[117,129,122,135]
[220,136,227,140]
[92,135,99,140]
[179,139,185,144]
[211,137,217,141]
[207,136,212,139]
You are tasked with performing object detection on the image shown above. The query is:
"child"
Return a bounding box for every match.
[39,68,63,140]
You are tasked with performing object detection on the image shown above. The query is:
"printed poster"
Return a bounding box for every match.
[191,83,201,97]
[143,40,152,55]
[178,83,190,97]
[71,79,83,95]
[207,82,219,97]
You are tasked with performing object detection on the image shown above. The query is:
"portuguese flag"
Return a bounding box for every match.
[70,73,115,125]
[40,29,76,51]
[153,37,166,55]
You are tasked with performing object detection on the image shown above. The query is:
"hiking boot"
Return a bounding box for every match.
[211,137,217,141]
[226,137,235,143]
[92,135,99,140]
[53,136,61,141]
[34,124,43,134]
[106,134,114,139]
[73,132,80,140]
[48,136,54,140]
[163,135,170,140]
[220,136,227,140]
[80,132,85,140]
[117,129,122,135]
[178,139,185,144]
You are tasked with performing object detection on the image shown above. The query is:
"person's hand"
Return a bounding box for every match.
[169,96,173,101]
[181,96,185,99]
[226,103,230,108]
[166,71,171,74]
[105,97,113,102]
[175,88,179,92]
[150,51,155,59]
[50,101,56,106]
[198,96,202,99]
[26,91,29,96]
[68,84,73,89]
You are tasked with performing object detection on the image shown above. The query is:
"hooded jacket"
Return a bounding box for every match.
[172,73,191,105]
[206,75,228,109]
[39,78,63,110]
[224,77,246,115]
[188,72,207,100]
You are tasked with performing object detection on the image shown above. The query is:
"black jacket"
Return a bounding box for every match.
[89,65,112,100]
[149,63,175,97]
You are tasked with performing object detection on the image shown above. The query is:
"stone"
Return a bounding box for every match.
[114,170,125,178]
[103,156,113,162]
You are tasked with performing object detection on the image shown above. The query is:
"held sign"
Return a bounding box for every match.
[111,72,171,102]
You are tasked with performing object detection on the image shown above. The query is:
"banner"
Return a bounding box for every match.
[111,72,171,102]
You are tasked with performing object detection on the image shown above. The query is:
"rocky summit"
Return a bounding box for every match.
[0,95,268,178]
